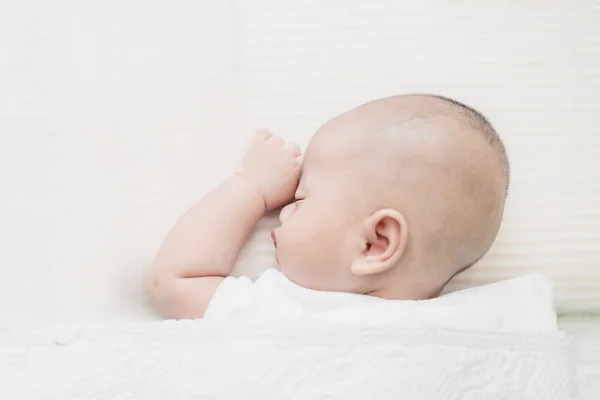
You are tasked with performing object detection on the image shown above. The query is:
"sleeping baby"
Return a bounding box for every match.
[147,94,509,320]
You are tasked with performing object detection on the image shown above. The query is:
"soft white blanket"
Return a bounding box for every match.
[0,321,576,399]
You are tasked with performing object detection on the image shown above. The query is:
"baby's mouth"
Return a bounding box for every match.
[271,229,279,264]
[270,229,277,248]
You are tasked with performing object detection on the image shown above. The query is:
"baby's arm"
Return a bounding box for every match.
[148,130,301,319]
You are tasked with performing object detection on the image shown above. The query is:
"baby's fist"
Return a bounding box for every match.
[237,130,302,210]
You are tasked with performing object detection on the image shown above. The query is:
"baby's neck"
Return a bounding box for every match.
[367,279,441,301]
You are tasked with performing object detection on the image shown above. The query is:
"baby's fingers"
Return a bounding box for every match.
[266,135,285,147]
[282,142,302,157]
[253,129,272,143]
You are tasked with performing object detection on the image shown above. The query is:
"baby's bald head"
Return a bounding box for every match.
[308,94,509,295]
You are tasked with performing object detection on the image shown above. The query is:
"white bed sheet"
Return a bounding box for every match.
[559,315,600,399]
[0,323,576,400]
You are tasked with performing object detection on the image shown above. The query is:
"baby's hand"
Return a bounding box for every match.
[237,130,302,210]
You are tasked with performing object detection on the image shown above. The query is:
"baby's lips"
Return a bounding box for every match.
[271,229,280,265]
[270,229,277,248]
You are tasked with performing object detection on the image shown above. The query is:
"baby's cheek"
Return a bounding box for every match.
[281,222,344,290]
[281,220,316,259]
[299,222,340,264]
[282,204,339,257]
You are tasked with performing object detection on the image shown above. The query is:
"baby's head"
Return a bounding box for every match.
[272,94,509,299]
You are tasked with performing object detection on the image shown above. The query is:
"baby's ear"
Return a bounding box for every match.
[351,209,408,276]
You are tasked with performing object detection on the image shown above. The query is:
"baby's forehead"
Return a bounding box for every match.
[299,132,355,185]
[306,111,377,153]
[302,110,491,189]
[304,112,412,161]
[302,128,357,167]
[302,93,492,169]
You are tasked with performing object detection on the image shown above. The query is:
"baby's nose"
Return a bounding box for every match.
[279,203,296,223]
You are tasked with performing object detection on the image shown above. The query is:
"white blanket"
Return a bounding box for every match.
[0,321,576,399]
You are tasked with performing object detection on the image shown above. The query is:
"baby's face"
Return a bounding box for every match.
[271,132,365,292]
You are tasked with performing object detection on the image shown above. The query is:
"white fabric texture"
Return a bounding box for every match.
[206,270,558,333]
[0,322,575,399]
[560,315,600,400]
[236,1,600,313]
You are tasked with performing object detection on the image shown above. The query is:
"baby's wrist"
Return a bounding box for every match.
[232,172,268,213]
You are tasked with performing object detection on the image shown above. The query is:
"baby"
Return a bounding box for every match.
[148,94,509,320]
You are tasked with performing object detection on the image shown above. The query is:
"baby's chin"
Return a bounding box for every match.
[277,264,319,291]
[276,261,294,280]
